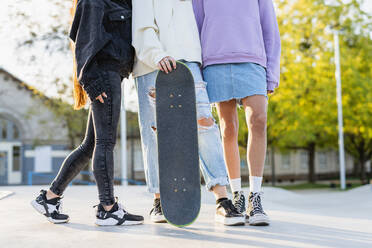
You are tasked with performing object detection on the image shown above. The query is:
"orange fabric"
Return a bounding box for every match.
[71,0,88,110]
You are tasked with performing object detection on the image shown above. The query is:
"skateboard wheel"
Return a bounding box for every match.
[182,177,186,181]
[178,105,182,108]
[174,178,177,181]
[170,94,174,98]
[170,105,174,108]
[183,189,187,192]
[174,189,178,192]
[178,94,182,97]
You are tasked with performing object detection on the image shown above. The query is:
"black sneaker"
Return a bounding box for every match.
[232,191,246,214]
[215,199,245,226]
[247,192,270,226]
[31,190,69,224]
[150,198,166,223]
[95,200,144,226]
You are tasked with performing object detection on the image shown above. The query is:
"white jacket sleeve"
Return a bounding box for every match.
[132,0,168,69]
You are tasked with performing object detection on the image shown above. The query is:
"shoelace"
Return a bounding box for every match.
[233,192,245,212]
[250,192,265,215]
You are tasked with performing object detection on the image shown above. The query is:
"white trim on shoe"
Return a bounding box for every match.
[248,213,270,226]
[150,214,167,223]
[95,218,144,226]
[215,214,245,226]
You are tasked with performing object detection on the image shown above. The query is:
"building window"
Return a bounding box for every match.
[0,151,6,177]
[318,152,327,168]
[13,146,21,172]
[281,154,291,170]
[0,119,7,139]
[300,151,308,169]
[0,117,20,141]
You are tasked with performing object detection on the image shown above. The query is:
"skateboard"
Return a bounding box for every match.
[156,61,201,227]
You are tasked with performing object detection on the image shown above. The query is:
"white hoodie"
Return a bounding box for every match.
[132,0,202,78]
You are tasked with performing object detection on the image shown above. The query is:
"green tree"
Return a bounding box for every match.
[264,0,371,182]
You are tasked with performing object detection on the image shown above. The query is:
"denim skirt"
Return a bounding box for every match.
[203,62,267,103]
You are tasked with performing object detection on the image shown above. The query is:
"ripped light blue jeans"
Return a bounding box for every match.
[135,62,229,193]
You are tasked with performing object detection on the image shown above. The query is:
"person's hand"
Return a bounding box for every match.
[158,56,177,74]
[267,90,274,95]
[96,92,107,103]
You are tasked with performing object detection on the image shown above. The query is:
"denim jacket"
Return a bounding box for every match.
[70,0,133,100]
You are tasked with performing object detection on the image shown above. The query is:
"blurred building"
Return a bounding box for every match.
[0,68,70,185]
[0,68,144,186]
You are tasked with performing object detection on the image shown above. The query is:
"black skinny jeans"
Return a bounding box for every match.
[50,71,122,206]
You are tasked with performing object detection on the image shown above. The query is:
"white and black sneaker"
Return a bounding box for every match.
[247,192,270,226]
[215,198,245,226]
[95,201,144,226]
[233,191,246,214]
[150,198,166,223]
[31,190,69,224]
[233,191,249,223]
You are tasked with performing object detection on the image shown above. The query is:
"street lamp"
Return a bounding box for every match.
[333,29,346,190]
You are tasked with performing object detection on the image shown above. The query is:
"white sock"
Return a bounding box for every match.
[230,178,241,193]
[249,176,263,193]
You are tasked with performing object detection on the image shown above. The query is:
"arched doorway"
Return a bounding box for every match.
[0,116,22,185]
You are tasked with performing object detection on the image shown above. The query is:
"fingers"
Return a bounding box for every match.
[158,57,177,74]
[169,57,177,69]
[95,92,107,103]
[158,62,163,72]
[96,95,104,103]
[160,60,169,74]
[164,58,173,73]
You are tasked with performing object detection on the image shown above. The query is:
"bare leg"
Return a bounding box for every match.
[241,95,268,177]
[212,185,228,199]
[215,99,241,180]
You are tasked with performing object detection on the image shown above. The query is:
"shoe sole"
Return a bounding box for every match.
[150,215,167,223]
[215,215,245,226]
[248,214,270,226]
[30,200,69,224]
[95,218,144,226]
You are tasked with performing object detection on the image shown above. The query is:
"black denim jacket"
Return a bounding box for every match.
[70,0,133,100]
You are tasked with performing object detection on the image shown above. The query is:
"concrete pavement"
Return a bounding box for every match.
[1,185,372,248]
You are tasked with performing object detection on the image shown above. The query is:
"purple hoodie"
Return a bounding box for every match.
[192,0,281,91]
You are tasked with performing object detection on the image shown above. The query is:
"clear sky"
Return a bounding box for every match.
[0,0,371,109]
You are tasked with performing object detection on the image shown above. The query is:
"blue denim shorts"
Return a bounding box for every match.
[203,62,267,104]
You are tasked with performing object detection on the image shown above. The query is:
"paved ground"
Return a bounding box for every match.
[1,185,372,248]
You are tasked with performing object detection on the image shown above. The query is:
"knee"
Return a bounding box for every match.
[220,120,239,140]
[249,113,267,134]
[95,138,116,150]
[198,117,214,129]
[79,139,95,157]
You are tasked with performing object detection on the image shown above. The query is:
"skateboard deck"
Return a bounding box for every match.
[156,61,201,227]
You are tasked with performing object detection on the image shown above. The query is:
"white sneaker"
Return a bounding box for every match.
[215,199,245,226]
[31,190,69,224]
[95,201,144,226]
[150,198,167,223]
[247,192,270,226]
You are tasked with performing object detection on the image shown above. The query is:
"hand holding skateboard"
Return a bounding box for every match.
[158,56,177,74]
